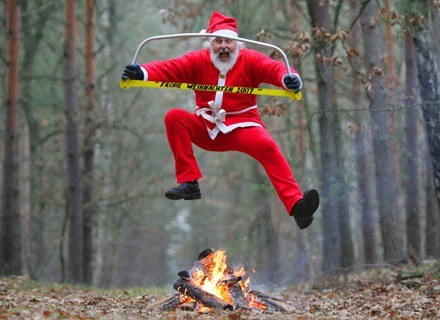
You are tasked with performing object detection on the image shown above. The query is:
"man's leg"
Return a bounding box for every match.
[220,127,319,227]
[199,126,303,214]
[164,108,207,183]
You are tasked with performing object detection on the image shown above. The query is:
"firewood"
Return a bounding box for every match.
[179,301,197,311]
[198,248,234,276]
[177,270,190,281]
[145,294,182,312]
[248,290,296,312]
[228,283,249,310]
[198,248,214,260]
[173,279,233,311]
[221,275,242,287]
[249,289,285,302]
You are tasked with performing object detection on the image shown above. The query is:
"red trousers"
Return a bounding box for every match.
[164,108,303,214]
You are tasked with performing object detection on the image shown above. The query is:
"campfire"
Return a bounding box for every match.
[148,248,294,313]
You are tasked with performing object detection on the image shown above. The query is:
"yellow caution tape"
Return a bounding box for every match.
[120,79,302,100]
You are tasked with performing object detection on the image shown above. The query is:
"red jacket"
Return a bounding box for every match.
[142,48,298,139]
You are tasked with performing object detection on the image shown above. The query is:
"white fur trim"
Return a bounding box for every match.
[209,29,238,42]
[206,122,262,140]
[140,66,148,80]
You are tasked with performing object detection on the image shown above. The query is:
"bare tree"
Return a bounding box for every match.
[349,0,377,264]
[409,1,440,258]
[404,33,421,262]
[361,0,404,262]
[1,0,21,276]
[83,0,97,285]
[20,0,59,278]
[248,164,280,284]
[425,154,440,257]
[384,0,403,216]
[411,1,440,212]
[64,0,83,283]
[306,1,342,271]
[285,0,312,281]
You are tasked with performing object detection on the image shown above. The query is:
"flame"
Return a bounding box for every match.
[191,249,232,304]
[249,299,268,310]
[180,249,267,312]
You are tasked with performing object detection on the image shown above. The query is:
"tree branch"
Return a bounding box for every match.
[350,0,371,30]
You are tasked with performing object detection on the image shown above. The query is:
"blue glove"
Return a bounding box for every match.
[283,74,302,93]
[121,63,143,80]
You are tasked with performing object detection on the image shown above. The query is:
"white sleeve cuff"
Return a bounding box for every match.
[140,66,148,80]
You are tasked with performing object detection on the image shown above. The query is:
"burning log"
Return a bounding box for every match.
[173,278,233,311]
[228,283,249,310]
[198,248,234,277]
[221,275,242,287]
[198,248,214,260]
[177,270,190,281]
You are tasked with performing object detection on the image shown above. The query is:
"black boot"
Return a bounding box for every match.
[165,181,201,200]
[291,189,319,229]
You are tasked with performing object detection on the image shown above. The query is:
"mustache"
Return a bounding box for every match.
[218,48,230,53]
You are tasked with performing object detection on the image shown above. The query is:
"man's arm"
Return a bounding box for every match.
[246,49,302,92]
[139,50,202,83]
[121,50,202,82]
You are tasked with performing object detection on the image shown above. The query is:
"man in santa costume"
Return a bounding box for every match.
[122,11,319,229]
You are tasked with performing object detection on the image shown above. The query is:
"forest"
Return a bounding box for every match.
[1,0,440,306]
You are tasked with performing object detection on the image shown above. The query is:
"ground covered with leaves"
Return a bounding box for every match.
[1,262,439,319]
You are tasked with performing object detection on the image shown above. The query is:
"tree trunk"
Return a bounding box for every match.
[282,0,312,281]
[384,0,404,219]
[248,164,280,284]
[425,152,440,257]
[94,0,115,286]
[83,0,97,285]
[349,1,377,264]
[426,0,440,259]
[1,0,22,276]
[404,33,422,262]
[411,1,440,213]
[361,0,404,262]
[307,0,342,271]
[64,0,83,283]
[19,0,55,279]
[430,6,440,66]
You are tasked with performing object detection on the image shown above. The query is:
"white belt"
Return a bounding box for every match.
[196,102,258,124]
[196,102,261,140]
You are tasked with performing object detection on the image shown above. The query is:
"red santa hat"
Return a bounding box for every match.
[205,11,238,40]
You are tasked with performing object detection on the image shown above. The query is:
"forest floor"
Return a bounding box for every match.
[1,261,439,320]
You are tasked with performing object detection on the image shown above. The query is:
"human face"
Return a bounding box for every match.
[211,38,237,62]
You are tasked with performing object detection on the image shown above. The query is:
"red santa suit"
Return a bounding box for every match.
[140,14,304,215]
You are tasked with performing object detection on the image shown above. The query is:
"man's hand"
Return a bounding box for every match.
[283,74,302,93]
[121,63,143,81]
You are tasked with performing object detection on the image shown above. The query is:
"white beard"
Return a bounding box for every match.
[210,47,240,74]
